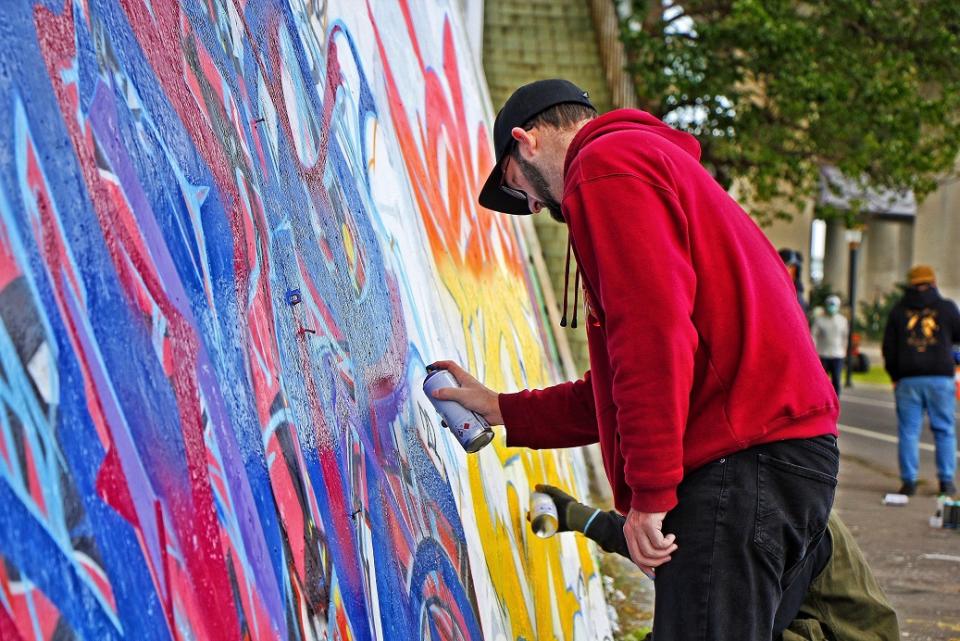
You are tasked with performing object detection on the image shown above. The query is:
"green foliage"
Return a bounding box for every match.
[620,0,960,224]
[858,283,906,340]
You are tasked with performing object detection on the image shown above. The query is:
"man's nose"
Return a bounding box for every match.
[527,195,542,213]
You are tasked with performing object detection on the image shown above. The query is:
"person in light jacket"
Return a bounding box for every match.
[812,295,849,396]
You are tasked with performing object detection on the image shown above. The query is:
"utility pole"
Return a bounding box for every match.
[844,227,864,388]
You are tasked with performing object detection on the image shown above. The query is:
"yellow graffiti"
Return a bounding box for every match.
[368,4,609,636]
[434,256,604,639]
[468,444,604,641]
[435,258,546,392]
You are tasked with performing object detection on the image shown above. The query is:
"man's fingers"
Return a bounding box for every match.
[431,386,467,403]
[627,537,672,568]
[636,527,672,558]
[625,529,673,568]
[635,550,673,567]
[636,526,677,559]
[428,360,477,386]
[637,538,675,560]
[642,521,676,550]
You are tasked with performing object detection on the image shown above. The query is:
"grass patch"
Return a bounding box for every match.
[851,365,891,386]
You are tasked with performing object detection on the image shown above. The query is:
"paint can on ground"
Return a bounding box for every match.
[422,367,494,453]
[530,491,559,539]
[931,497,946,528]
[944,501,959,530]
[882,493,909,506]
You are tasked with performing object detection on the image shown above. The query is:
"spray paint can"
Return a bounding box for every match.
[422,368,494,454]
[945,500,959,530]
[931,496,946,528]
[530,491,559,539]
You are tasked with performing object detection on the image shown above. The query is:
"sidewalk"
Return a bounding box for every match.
[835,449,960,641]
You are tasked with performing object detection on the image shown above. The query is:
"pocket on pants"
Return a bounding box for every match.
[754,454,838,574]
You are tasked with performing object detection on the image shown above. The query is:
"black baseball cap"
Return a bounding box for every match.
[479,79,594,215]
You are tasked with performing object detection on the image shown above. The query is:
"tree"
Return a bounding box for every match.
[620,0,960,224]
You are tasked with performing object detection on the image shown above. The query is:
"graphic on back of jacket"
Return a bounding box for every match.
[905,308,940,352]
[883,286,960,381]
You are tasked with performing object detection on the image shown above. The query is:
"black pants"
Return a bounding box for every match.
[820,357,843,396]
[648,435,839,641]
[584,495,832,639]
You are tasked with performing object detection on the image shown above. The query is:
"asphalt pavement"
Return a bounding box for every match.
[838,382,960,489]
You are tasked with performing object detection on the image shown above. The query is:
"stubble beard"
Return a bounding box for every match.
[515,155,564,223]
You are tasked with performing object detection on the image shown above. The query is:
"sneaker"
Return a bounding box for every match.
[897,481,917,496]
[939,480,957,496]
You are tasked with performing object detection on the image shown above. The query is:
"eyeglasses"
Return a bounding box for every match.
[499,155,528,201]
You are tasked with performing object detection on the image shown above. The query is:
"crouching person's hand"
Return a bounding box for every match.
[428,360,503,425]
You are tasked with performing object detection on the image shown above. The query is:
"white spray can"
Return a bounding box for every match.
[422,367,494,454]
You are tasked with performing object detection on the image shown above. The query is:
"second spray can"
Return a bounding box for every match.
[530,491,559,538]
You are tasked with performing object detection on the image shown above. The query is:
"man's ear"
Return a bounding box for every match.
[511,126,537,159]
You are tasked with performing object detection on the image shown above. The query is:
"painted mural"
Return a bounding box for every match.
[0,1,612,640]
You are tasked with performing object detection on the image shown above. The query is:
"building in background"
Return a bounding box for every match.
[478,0,957,336]
[481,0,632,373]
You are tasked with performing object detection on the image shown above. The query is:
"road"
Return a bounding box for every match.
[834,382,960,641]
[838,382,960,490]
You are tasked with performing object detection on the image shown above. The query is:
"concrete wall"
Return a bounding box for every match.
[820,175,959,312]
[458,0,487,67]
[822,217,916,306]
[914,178,960,302]
[484,0,615,375]
[0,2,611,640]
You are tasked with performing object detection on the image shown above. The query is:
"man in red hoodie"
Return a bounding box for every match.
[431,79,840,639]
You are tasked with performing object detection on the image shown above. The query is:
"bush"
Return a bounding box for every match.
[858,284,906,341]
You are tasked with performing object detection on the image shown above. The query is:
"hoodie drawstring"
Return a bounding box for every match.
[559,233,580,329]
[560,238,572,327]
[571,266,580,329]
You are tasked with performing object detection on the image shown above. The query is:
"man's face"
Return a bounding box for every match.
[501,148,564,222]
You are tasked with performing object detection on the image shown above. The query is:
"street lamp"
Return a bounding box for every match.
[844,227,864,388]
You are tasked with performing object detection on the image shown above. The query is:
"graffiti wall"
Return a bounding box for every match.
[0,1,612,640]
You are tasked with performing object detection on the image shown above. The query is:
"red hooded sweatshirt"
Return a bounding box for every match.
[499,110,838,515]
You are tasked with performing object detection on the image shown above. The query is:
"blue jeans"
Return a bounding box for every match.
[895,376,957,483]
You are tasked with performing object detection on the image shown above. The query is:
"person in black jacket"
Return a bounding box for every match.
[882,265,960,496]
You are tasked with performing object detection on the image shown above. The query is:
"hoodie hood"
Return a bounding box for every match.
[902,286,941,309]
[564,109,702,176]
[555,109,702,330]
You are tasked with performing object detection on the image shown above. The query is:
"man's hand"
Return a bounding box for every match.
[428,360,504,425]
[623,509,677,575]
